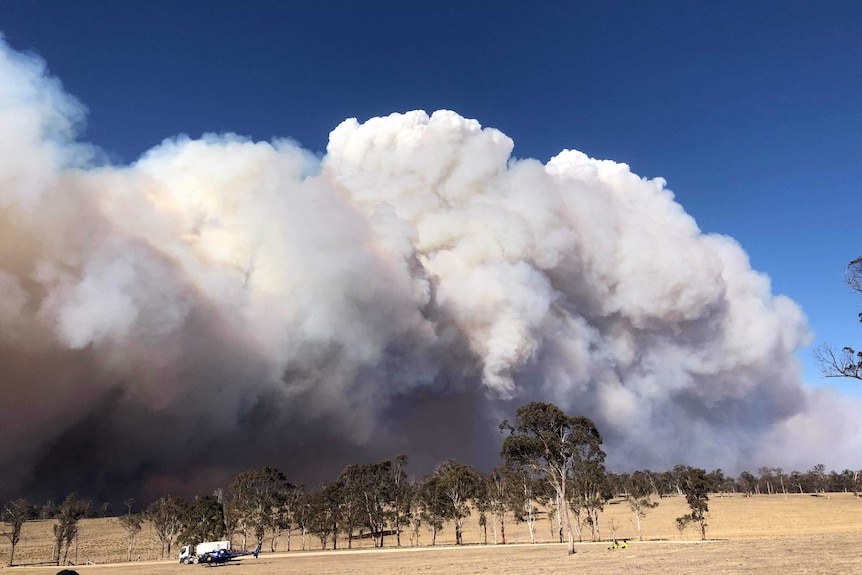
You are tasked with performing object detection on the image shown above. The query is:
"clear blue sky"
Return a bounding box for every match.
[2,0,860,392]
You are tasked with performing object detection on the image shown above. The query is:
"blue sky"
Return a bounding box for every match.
[2,0,860,394]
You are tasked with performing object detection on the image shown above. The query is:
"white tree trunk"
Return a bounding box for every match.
[492,513,498,545]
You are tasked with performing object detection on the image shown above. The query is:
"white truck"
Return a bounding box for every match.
[178,540,231,564]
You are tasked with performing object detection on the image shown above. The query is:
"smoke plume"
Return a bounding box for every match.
[0,38,858,503]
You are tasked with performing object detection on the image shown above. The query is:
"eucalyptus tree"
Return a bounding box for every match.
[225,466,294,550]
[677,467,709,540]
[774,467,788,497]
[809,463,828,494]
[757,467,775,495]
[569,426,609,542]
[404,479,424,547]
[737,470,757,495]
[178,496,225,548]
[625,471,659,541]
[222,490,244,548]
[337,464,373,548]
[306,482,342,550]
[2,498,34,566]
[500,402,605,554]
[433,460,483,545]
[706,468,733,495]
[485,463,525,545]
[52,494,91,565]
[418,474,447,546]
[273,482,304,551]
[510,467,543,544]
[258,468,294,547]
[337,456,413,549]
[360,460,394,548]
[473,471,491,544]
[147,496,187,558]
[295,491,313,550]
[117,513,143,561]
[390,454,410,546]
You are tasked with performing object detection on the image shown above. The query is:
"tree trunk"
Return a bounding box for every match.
[573,508,584,542]
[559,475,575,554]
[62,540,71,565]
[593,510,600,542]
[492,513,498,545]
[551,492,563,543]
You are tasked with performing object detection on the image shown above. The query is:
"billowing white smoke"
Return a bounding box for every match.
[0,37,858,500]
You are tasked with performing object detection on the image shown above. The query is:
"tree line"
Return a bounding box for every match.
[3,401,861,565]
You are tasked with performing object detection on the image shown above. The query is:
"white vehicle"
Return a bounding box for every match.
[178,540,231,564]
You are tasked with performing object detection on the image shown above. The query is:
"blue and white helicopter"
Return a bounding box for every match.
[199,542,261,566]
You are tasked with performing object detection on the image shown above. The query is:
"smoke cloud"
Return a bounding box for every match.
[1,38,859,503]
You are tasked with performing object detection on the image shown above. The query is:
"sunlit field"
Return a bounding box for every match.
[3,493,860,574]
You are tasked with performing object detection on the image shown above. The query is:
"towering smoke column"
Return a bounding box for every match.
[0,38,856,502]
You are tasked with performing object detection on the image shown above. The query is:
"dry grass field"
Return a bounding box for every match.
[2,493,860,574]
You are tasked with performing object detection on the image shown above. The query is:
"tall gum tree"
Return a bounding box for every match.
[178,496,225,549]
[147,496,186,558]
[52,494,91,566]
[433,460,482,545]
[390,455,410,547]
[677,466,709,540]
[500,402,605,554]
[625,471,659,541]
[569,416,609,542]
[2,499,34,566]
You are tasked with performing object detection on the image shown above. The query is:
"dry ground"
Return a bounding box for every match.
[2,493,860,574]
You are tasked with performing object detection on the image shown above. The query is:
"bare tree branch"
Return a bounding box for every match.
[814,344,862,381]
[814,258,862,382]
[846,257,862,296]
